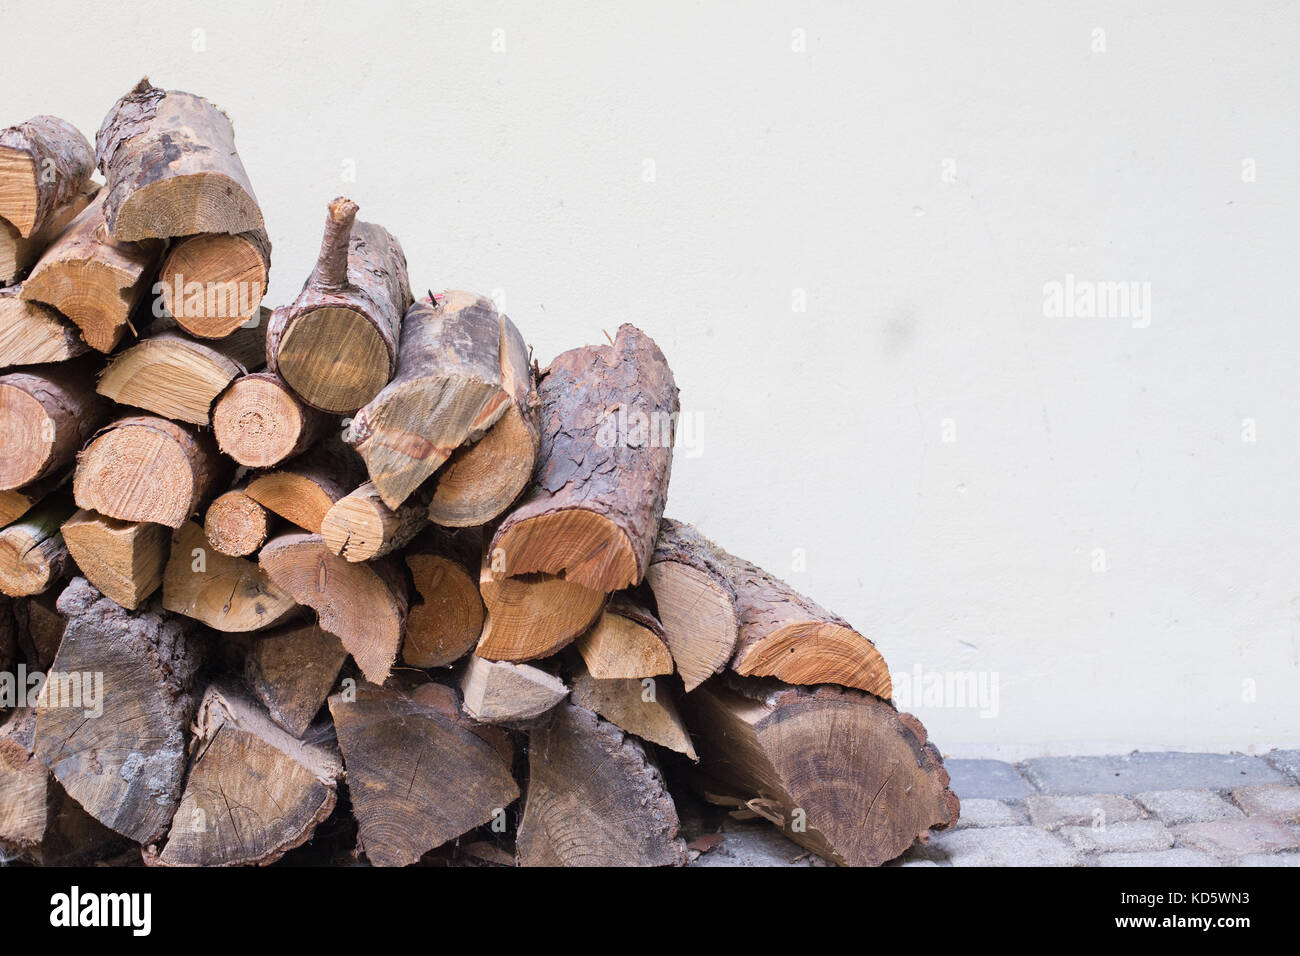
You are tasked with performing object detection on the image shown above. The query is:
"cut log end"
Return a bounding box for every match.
[732,620,892,698]
[204,490,270,557]
[460,656,568,725]
[428,404,537,528]
[60,508,168,610]
[403,552,483,668]
[575,599,674,680]
[0,381,53,489]
[159,231,269,338]
[278,307,391,414]
[476,565,606,663]
[213,372,329,469]
[646,560,739,691]
[162,521,295,633]
[494,510,639,593]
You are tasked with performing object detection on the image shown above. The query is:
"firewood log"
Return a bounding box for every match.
[0,494,75,596]
[402,525,484,668]
[0,115,95,239]
[348,292,530,509]
[96,317,265,425]
[161,521,296,632]
[575,591,673,679]
[204,487,270,557]
[266,197,411,414]
[682,678,960,866]
[321,480,429,562]
[158,229,270,337]
[328,680,519,867]
[0,182,97,287]
[568,663,696,760]
[0,285,89,367]
[259,532,407,684]
[11,591,63,671]
[243,438,363,534]
[212,370,334,468]
[61,508,169,610]
[0,469,68,528]
[74,415,228,528]
[0,595,13,679]
[476,557,607,662]
[0,359,109,490]
[33,577,203,844]
[94,78,264,241]
[491,324,678,592]
[460,656,568,725]
[517,702,687,867]
[244,622,346,738]
[153,682,341,866]
[19,192,163,352]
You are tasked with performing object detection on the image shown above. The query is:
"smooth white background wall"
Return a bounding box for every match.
[4,1,1297,757]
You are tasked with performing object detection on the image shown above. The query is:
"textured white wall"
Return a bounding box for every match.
[5,1,1297,757]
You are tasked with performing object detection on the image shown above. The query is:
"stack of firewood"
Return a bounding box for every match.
[0,78,958,868]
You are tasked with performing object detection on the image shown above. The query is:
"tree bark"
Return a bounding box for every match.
[244,622,347,738]
[161,520,296,632]
[402,525,484,668]
[0,358,110,490]
[212,370,335,468]
[575,591,673,679]
[61,508,169,610]
[0,115,95,239]
[0,285,90,367]
[460,656,568,725]
[159,229,270,337]
[12,591,63,672]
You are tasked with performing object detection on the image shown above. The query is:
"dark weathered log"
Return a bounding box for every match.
[460,655,568,725]
[0,182,96,285]
[569,662,696,760]
[61,508,169,610]
[0,494,75,597]
[0,358,109,490]
[682,678,960,866]
[33,577,203,844]
[244,622,347,738]
[328,680,519,867]
[491,324,678,592]
[11,591,63,671]
[517,702,687,867]
[203,487,270,557]
[159,229,270,337]
[94,78,264,240]
[321,480,428,562]
[162,521,296,632]
[0,115,95,239]
[266,197,411,414]
[575,591,673,679]
[212,371,334,468]
[402,525,484,668]
[0,285,89,367]
[243,437,364,534]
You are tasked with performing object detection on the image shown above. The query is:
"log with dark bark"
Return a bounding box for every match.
[74,415,228,528]
[212,370,334,468]
[266,198,411,414]
[94,78,264,241]
[491,324,678,592]
[0,494,75,597]
[0,285,89,367]
[33,577,203,844]
[568,662,696,760]
[11,591,63,672]
[575,591,673,680]
[162,521,296,632]
[348,292,529,509]
[517,702,687,867]
[328,680,519,867]
[159,229,270,337]
[0,115,95,239]
[0,359,109,490]
[153,682,341,867]
[682,678,960,867]
[460,655,568,725]
[19,191,163,352]
[476,558,607,663]
[61,508,169,610]
[321,480,429,562]
[244,622,347,738]
[243,437,364,534]
[203,487,270,557]
[401,525,484,668]
[259,533,407,684]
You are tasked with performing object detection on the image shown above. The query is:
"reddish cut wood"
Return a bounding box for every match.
[491,324,678,592]
[402,526,484,668]
[575,591,673,680]
[476,558,607,663]
[0,359,109,490]
[0,115,95,239]
[212,371,334,468]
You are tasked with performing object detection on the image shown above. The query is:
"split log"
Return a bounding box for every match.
[347,292,529,509]
[11,591,63,671]
[212,370,334,468]
[0,359,110,490]
[154,682,341,867]
[646,519,741,691]
[517,703,687,867]
[266,197,411,414]
[328,681,519,867]
[321,480,428,562]
[0,495,75,596]
[162,521,296,632]
[491,324,678,592]
[0,286,89,367]
[0,181,97,285]
[34,577,203,844]
[476,558,606,663]
[19,191,164,352]
[96,318,265,424]
[402,526,484,668]
[569,664,696,760]
[460,656,568,724]
[61,508,169,610]
[94,78,264,241]
[259,532,407,684]
[244,622,346,738]
[159,229,270,337]
[243,439,363,534]
[0,115,95,239]
[682,678,960,866]
[74,415,227,527]
[203,487,270,557]
[0,469,68,528]
[575,592,673,679]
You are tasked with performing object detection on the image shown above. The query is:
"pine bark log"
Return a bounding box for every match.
[0,358,110,490]
[0,115,96,239]
[61,508,169,610]
[212,370,334,468]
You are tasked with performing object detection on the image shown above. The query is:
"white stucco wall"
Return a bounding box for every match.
[5,1,1297,756]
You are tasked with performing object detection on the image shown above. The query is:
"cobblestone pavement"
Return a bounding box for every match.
[685,750,1300,866]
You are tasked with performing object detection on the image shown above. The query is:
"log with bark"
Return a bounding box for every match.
[491,324,678,592]
[94,78,264,241]
[460,655,568,725]
[266,197,411,414]
[243,438,363,534]
[0,285,90,367]
[0,358,110,490]
[60,508,169,610]
[244,622,347,738]
[0,181,96,286]
[401,525,484,668]
[161,520,297,632]
[0,494,76,597]
[212,370,334,468]
[203,486,271,557]
[575,591,673,680]
[158,229,270,337]
[0,115,95,240]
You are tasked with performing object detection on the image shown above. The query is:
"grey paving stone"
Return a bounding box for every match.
[1231,785,1300,823]
[952,798,1027,829]
[1264,750,1300,783]
[944,759,1036,800]
[1173,818,1300,858]
[1136,789,1244,825]
[1025,794,1143,830]
[1096,848,1220,867]
[687,821,827,867]
[1022,752,1286,795]
[1059,820,1174,853]
[1238,852,1300,867]
[928,826,1078,867]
